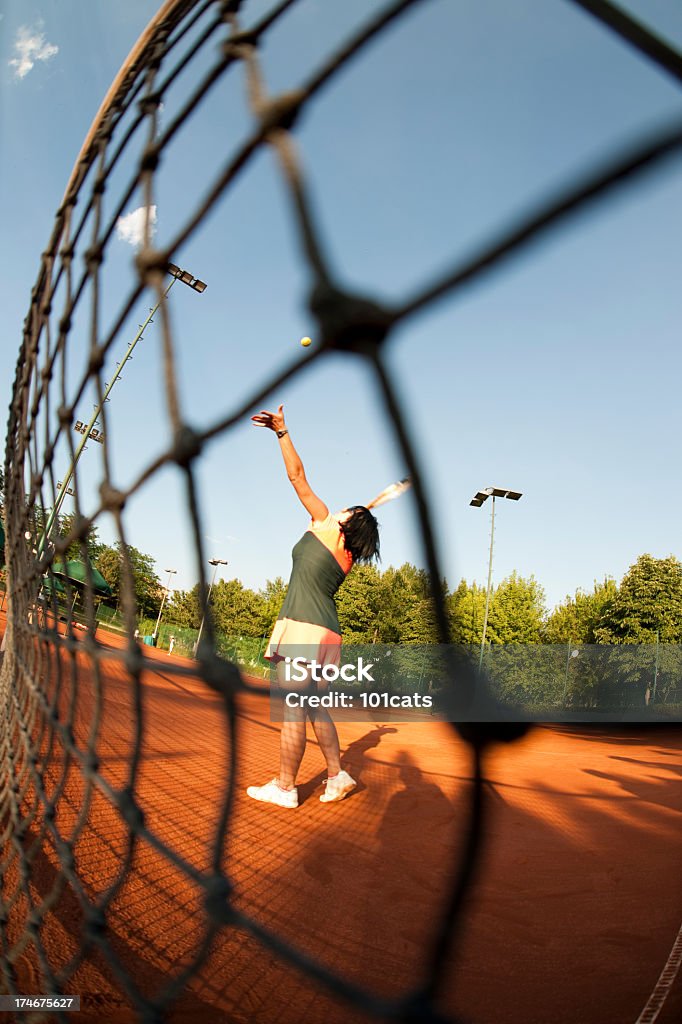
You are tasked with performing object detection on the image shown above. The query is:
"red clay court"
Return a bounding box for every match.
[2,612,681,1024]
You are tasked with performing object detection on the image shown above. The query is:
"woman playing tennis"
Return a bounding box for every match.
[247,404,380,808]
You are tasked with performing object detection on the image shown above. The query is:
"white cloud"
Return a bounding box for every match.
[9,24,59,80]
[116,205,158,248]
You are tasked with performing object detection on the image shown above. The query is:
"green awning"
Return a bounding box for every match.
[42,574,67,595]
[52,559,113,596]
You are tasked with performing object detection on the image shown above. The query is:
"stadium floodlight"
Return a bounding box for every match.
[153,568,177,641]
[470,486,523,670]
[167,262,207,292]
[37,264,206,557]
[194,558,229,656]
[470,487,522,506]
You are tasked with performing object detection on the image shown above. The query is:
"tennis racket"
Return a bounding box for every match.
[366,477,411,509]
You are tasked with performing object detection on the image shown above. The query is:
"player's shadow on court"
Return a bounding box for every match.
[302,749,457,993]
[297,724,397,803]
[373,751,457,895]
[583,765,682,810]
[556,725,681,747]
[609,753,682,775]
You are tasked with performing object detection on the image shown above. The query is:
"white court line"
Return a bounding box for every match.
[635,919,682,1023]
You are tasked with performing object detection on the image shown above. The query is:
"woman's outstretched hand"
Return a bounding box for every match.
[251,404,285,433]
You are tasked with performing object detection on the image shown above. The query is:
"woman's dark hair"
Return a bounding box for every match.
[339,506,380,564]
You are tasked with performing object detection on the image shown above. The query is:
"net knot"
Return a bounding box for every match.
[399,996,454,1024]
[221,1,244,21]
[225,28,257,50]
[197,649,244,697]
[136,247,170,285]
[99,482,127,513]
[118,788,145,832]
[57,405,73,427]
[52,535,70,557]
[125,645,145,676]
[203,875,234,925]
[84,243,104,271]
[139,93,163,117]
[56,196,77,221]
[258,90,305,136]
[172,424,203,467]
[309,282,395,356]
[58,843,76,875]
[88,344,106,374]
[58,242,75,262]
[140,143,161,173]
[457,722,529,748]
[85,905,107,939]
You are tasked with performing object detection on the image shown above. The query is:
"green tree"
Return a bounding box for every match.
[543,578,617,644]
[258,577,288,636]
[448,580,486,644]
[167,585,201,629]
[376,564,443,643]
[93,542,160,618]
[211,578,265,637]
[595,554,682,643]
[486,572,546,643]
[397,566,446,644]
[55,512,104,562]
[336,564,383,642]
[93,546,122,603]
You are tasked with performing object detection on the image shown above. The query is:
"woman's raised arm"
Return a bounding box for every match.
[251,404,329,522]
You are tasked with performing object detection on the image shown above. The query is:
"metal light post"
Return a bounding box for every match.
[470,487,522,671]
[563,644,580,706]
[194,557,228,655]
[37,263,207,557]
[651,629,660,705]
[154,568,177,641]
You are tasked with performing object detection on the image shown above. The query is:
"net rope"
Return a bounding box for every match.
[1,0,680,1021]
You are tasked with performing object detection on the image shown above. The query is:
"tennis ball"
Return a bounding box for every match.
[300,336,312,347]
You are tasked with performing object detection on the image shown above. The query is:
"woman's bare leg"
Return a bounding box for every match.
[308,707,341,777]
[274,661,342,787]
[278,705,307,789]
[276,660,308,790]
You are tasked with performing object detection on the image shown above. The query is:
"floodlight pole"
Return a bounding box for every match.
[154,568,177,640]
[652,629,660,705]
[470,486,523,672]
[37,264,206,558]
[563,644,580,705]
[480,495,496,670]
[194,558,228,655]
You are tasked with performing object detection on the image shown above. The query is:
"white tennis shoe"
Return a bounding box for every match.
[320,770,356,803]
[247,780,298,808]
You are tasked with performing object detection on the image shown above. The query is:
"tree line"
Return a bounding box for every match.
[100,548,682,646]
[7,501,681,646]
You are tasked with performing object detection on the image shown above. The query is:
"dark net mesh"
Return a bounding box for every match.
[1,1,681,1021]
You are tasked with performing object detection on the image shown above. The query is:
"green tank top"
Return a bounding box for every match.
[278,530,348,632]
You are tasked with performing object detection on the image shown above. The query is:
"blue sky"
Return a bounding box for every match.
[1,0,681,613]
